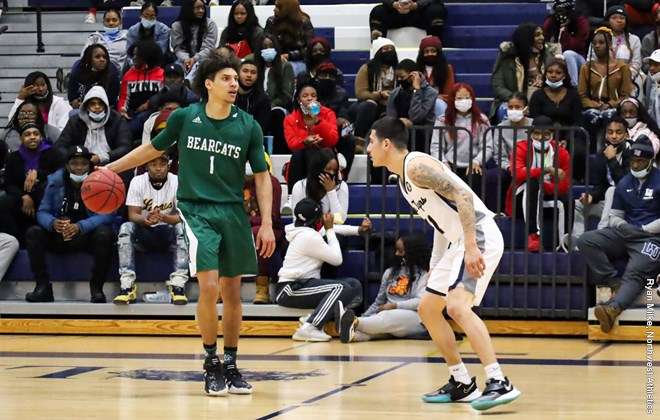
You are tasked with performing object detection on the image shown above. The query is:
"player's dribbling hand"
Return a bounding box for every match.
[464,245,485,279]
[256,224,276,258]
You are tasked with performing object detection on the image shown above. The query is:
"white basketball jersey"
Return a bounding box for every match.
[399,151,495,243]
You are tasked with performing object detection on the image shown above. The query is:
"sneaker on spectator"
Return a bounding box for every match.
[161,0,173,6]
[298,314,310,325]
[113,285,137,305]
[292,323,331,342]
[169,285,188,305]
[527,233,540,253]
[281,197,293,215]
[84,12,96,24]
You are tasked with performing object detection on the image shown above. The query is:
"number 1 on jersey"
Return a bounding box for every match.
[209,156,215,174]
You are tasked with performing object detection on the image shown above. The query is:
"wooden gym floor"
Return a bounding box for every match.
[0,334,654,419]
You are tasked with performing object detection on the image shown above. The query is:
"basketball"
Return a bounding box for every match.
[81,169,126,214]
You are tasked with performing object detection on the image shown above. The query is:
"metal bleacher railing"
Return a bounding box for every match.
[364,125,592,320]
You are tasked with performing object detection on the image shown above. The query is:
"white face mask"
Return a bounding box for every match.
[508,109,525,122]
[624,117,638,127]
[532,139,551,151]
[631,163,652,178]
[455,99,472,113]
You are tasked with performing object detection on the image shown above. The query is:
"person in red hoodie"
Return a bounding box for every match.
[283,79,339,195]
[505,116,571,252]
[118,40,164,123]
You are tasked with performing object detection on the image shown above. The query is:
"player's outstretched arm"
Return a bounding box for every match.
[106,143,164,174]
[407,159,485,278]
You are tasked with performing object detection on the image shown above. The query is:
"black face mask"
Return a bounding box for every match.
[423,56,438,66]
[317,79,335,98]
[398,79,412,90]
[311,52,327,65]
[391,255,406,267]
[378,50,397,66]
[149,176,167,190]
[605,140,626,152]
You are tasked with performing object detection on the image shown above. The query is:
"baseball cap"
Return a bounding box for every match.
[68,145,92,161]
[630,136,655,160]
[644,49,660,64]
[604,5,626,20]
[294,199,322,227]
[164,63,184,78]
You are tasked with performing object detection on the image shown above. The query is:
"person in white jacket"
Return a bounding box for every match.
[7,71,72,134]
[276,199,366,342]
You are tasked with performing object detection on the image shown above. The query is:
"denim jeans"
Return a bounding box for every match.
[562,50,586,87]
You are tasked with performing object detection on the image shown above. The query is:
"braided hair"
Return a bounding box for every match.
[587,27,613,102]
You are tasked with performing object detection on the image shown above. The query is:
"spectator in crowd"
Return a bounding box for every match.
[340,234,430,343]
[491,22,560,121]
[126,2,172,61]
[7,71,72,134]
[83,8,128,73]
[369,0,447,40]
[264,0,314,76]
[85,0,146,24]
[385,59,438,151]
[145,63,199,114]
[114,153,189,305]
[276,199,363,342]
[579,27,632,140]
[0,232,19,281]
[256,33,295,154]
[529,58,586,180]
[643,49,660,123]
[543,0,590,86]
[351,37,398,139]
[617,97,660,154]
[603,6,642,81]
[415,35,454,117]
[118,40,165,123]
[298,37,343,85]
[570,116,632,244]
[55,86,131,166]
[243,156,284,304]
[431,83,490,195]
[505,116,571,253]
[484,93,532,213]
[141,93,185,147]
[25,146,115,303]
[236,58,271,135]
[580,137,660,333]
[220,0,263,59]
[283,80,339,195]
[641,4,660,72]
[171,0,219,75]
[3,124,59,243]
[2,100,60,153]
[68,44,120,110]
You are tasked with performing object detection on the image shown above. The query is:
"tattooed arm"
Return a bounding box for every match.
[407,158,486,278]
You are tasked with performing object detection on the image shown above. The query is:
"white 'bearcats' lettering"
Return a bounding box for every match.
[185,135,242,159]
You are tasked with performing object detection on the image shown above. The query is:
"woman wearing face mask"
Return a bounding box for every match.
[264,0,315,76]
[55,86,131,167]
[415,35,454,117]
[298,37,344,86]
[82,8,128,73]
[127,2,171,62]
[484,93,531,213]
[4,124,59,243]
[2,100,60,153]
[430,83,490,196]
[171,0,219,74]
[283,81,339,196]
[8,71,72,134]
[506,116,571,253]
[339,234,430,343]
[256,34,295,154]
[616,97,660,155]
[68,44,120,110]
[579,27,633,144]
[543,0,589,87]
[220,0,264,59]
[350,37,398,139]
[491,22,559,122]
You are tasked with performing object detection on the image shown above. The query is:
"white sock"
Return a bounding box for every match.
[448,363,471,385]
[485,362,505,381]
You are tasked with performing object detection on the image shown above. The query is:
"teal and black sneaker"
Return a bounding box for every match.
[470,377,521,411]
[422,376,481,403]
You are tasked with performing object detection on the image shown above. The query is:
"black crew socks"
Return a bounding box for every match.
[203,343,217,360]
[223,346,237,369]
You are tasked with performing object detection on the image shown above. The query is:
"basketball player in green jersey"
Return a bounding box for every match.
[106,52,276,396]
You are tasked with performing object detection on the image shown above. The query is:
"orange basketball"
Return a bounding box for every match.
[81,169,126,214]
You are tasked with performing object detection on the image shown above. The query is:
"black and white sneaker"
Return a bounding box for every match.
[225,365,253,394]
[203,356,227,396]
[422,376,481,403]
[470,377,521,411]
[336,303,357,343]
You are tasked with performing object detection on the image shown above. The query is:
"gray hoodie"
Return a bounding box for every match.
[78,86,112,163]
[386,79,439,126]
[277,224,343,283]
[363,266,429,316]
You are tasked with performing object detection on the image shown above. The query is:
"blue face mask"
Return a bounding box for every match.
[302,101,321,116]
[88,111,106,122]
[261,48,277,63]
[69,172,89,183]
[141,18,156,29]
[104,26,120,34]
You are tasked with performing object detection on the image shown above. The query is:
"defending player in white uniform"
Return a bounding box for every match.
[357,117,521,411]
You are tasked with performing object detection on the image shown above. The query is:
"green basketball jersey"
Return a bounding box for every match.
[151,102,267,204]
